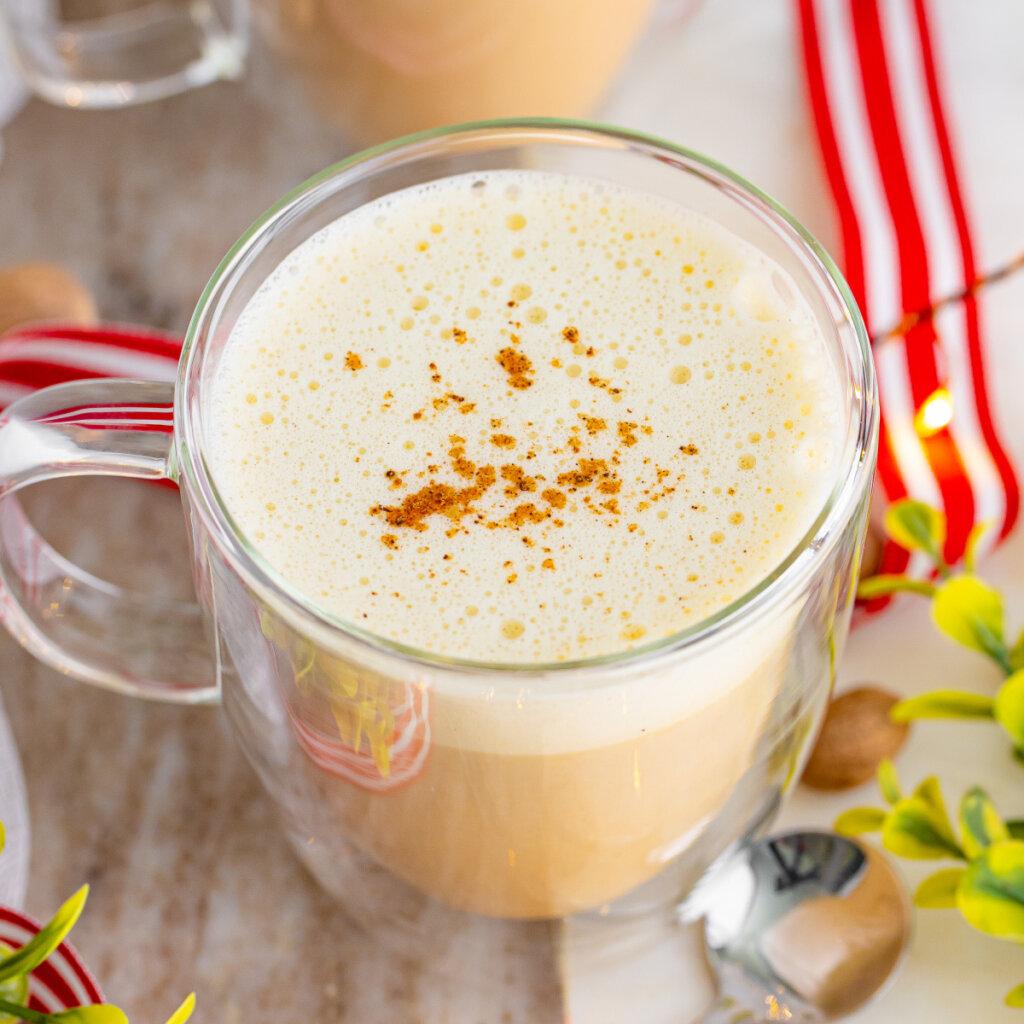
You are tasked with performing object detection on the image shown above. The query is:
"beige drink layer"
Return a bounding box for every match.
[209,171,844,918]
[252,0,658,145]
[209,170,841,664]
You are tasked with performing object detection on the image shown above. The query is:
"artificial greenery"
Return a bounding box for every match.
[0,821,194,1024]
[857,499,1024,754]
[840,498,1024,1007]
[836,762,1024,1007]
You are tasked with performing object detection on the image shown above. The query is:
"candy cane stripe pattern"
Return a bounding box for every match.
[797,0,1019,575]
[0,906,104,1013]
[0,324,179,407]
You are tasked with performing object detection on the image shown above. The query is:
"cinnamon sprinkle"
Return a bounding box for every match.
[496,346,534,389]
[617,422,638,447]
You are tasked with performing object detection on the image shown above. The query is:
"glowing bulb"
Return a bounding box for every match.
[915,388,954,438]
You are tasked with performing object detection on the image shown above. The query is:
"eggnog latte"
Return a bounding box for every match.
[208,170,845,917]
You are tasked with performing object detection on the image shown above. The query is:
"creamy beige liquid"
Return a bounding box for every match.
[209,171,844,917]
[252,0,659,145]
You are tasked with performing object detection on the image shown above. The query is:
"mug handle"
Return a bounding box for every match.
[1,0,248,109]
[0,377,218,704]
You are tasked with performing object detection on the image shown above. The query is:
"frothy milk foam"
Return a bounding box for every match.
[207,171,845,917]
[210,171,840,661]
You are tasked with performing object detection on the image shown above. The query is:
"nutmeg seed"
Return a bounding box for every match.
[802,686,910,790]
[0,262,97,337]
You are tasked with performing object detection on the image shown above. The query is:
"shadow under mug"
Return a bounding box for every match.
[0,120,877,1002]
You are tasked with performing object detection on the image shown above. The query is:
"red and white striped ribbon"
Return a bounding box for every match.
[0,324,179,408]
[0,905,105,1013]
[0,324,179,436]
[797,0,1020,576]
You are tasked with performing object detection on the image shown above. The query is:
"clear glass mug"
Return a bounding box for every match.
[0,122,876,1011]
[0,0,661,135]
[0,0,248,108]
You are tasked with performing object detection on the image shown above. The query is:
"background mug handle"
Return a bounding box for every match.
[0,0,248,109]
[0,372,217,703]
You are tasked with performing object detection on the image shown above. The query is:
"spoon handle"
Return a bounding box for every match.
[700,964,822,1023]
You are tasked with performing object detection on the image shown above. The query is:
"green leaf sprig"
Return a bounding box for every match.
[837,761,1024,1007]
[846,501,1024,1008]
[0,824,194,1024]
[857,499,1024,758]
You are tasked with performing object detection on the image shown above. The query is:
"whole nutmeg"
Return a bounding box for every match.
[0,262,97,336]
[802,686,910,790]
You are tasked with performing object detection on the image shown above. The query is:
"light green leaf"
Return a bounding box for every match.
[1010,627,1024,674]
[1006,982,1024,1008]
[0,999,129,1024]
[891,690,995,722]
[856,574,936,600]
[958,840,1024,940]
[914,868,966,908]
[0,999,46,1024]
[931,575,1007,668]
[0,967,28,1024]
[878,758,902,805]
[995,670,1024,749]
[882,796,964,860]
[45,1007,130,1024]
[0,886,87,985]
[913,775,947,815]
[835,807,887,836]
[964,519,995,573]
[884,500,946,561]
[959,786,1010,859]
[164,993,196,1024]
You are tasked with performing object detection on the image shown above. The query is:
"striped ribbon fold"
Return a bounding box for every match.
[797,0,1019,575]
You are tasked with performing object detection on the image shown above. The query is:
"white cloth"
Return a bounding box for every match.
[0,687,29,910]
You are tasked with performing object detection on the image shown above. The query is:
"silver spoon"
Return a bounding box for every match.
[700,830,911,1022]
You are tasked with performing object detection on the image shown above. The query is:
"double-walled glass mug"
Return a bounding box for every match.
[0,122,876,1017]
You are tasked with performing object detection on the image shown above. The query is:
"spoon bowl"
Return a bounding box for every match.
[702,830,910,1022]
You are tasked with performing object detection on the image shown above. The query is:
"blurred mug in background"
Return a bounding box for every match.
[251,0,660,145]
[0,0,665,145]
[0,0,247,108]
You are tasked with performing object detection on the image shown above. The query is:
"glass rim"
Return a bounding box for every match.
[175,117,878,678]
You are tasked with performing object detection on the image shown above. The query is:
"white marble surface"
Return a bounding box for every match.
[0,0,1021,1021]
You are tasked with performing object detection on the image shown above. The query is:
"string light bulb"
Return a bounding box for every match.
[914,387,954,438]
